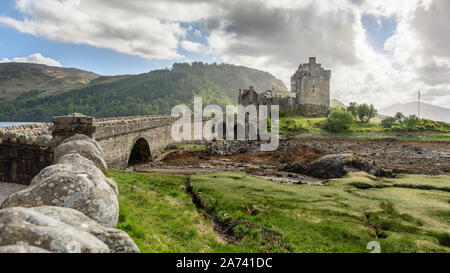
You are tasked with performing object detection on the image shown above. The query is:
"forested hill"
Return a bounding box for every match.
[0,62,100,101]
[0,62,287,122]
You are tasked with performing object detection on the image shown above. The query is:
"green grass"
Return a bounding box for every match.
[279,116,450,142]
[107,170,243,253]
[108,169,450,253]
[190,172,450,253]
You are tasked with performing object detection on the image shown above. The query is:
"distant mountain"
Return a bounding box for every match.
[330,99,346,108]
[0,62,287,121]
[0,63,103,101]
[379,102,450,123]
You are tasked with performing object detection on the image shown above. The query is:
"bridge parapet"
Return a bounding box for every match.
[95,115,177,140]
[51,113,96,145]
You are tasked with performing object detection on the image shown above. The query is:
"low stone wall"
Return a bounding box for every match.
[0,125,53,185]
[0,134,140,253]
[297,104,330,117]
[0,113,221,182]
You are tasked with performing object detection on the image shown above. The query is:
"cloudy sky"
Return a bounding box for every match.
[0,0,449,108]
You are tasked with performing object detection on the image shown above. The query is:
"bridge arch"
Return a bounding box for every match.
[128,138,151,166]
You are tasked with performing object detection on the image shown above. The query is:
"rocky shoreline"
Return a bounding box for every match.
[136,138,449,185]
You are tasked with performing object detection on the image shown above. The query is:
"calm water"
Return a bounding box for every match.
[0,122,43,127]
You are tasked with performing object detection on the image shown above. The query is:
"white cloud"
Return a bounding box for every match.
[205,0,450,108]
[0,0,449,108]
[0,53,62,67]
[0,0,189,60]
[180,40,211,54]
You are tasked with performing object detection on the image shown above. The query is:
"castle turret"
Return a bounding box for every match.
[291,57,331,109]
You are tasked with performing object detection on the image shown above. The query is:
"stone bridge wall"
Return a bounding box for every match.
[95,116,179,169]
[0,113,223,184]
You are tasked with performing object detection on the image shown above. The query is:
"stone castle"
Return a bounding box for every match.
[238,57,331,116]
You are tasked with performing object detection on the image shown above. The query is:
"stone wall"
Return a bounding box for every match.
[0,143,53,185]
[0,124,53,185]
[0,113,221,181]
[297,104,331,118]
[95,116,178,168]
[0,133,140,253]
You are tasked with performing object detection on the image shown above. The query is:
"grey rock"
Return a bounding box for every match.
[31,206,139,253]
[1,163,119,227]
[61,134,102,151]
[25,135,37,146]
[56,153,95,166]
[16,133,26,144]
[0,245,51,253]
[285,153,379,179]
[0,207,109,253]
[5,131,17,143]
[53,154,119,196]
[35,135,52,148]
[55,135,107,173]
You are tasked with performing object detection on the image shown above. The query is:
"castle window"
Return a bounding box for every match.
[312,85,316,92]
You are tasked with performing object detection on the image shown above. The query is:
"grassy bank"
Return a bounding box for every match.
[109,170,450,253]
[190,172,450,253]
[280,116,450,141]
[107,170,242,252]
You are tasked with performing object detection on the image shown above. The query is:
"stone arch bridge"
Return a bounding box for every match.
[0,113,249,185]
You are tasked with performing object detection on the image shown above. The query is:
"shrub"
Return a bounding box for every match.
[383,112,450,132]
[394,112,405,123]
[323,109,354,132]
[347,102,377,123]
[403,115,421,130]
[281,119,304,133]
[381,117,397,129]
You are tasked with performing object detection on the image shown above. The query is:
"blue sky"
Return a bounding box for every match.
[0,0,395,76]
[0,0,448,108]
[0,0,220,75]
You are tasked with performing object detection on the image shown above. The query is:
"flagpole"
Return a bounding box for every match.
[418,90,420,118]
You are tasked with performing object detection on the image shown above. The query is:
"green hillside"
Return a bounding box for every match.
[0,62,287,122]
[0,63,100,101]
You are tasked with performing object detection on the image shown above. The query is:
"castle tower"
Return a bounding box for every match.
[291,57,331,109]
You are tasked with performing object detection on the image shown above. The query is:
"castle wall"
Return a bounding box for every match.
[239,58,331,116]
[258,96,296,113]
[291,57,331,109]
[296,76,330,107]
[239,87,259,107]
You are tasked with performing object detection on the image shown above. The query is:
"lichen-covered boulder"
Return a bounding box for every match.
[0,245,51,253]
[1,163,119,227]
[285,154,379,179]
[55,154,118,196]
[56,152,95,166]
[31,206,139,253]
[55,134,107,173]
[0,207,109,253]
